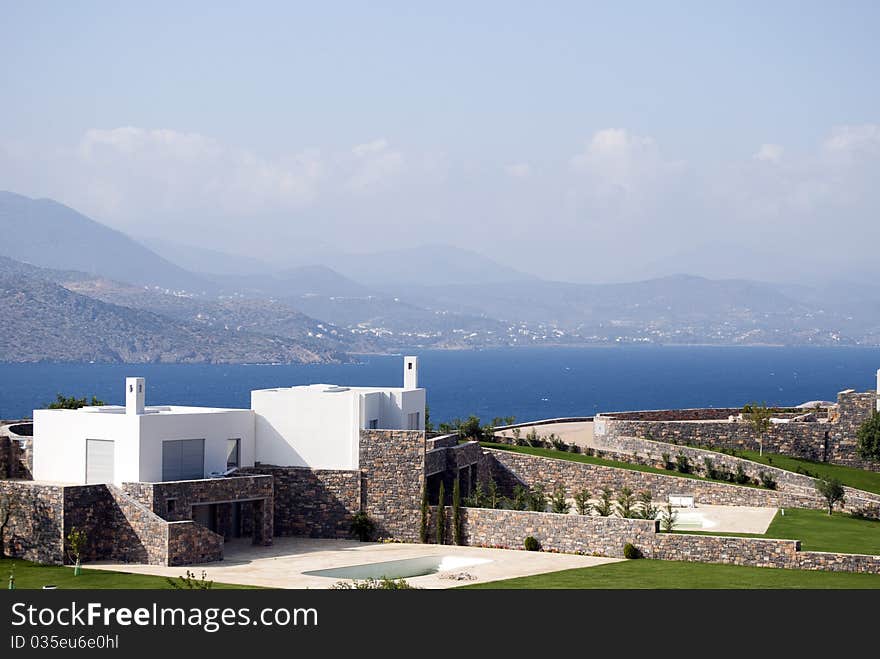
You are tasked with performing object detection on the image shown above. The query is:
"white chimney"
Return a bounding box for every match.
[404,356,419,389]
[126,377,145,415]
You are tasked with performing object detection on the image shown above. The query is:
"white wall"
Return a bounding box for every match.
[253,387,361,469]
[138,410,255,482]
[32,409,137,484]
[32,407,255,485]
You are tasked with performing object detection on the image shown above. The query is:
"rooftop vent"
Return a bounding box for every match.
[324,386,350,393]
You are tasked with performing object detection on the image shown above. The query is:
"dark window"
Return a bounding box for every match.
[227,438,241,469]
[166,498,176,514]
[408,363,413,370]
[162,439,205,481]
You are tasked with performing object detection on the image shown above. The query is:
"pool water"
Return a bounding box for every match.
[303,555,492,580]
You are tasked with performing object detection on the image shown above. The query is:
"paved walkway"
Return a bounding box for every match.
[496,421,594,448]
[87,537,621,589]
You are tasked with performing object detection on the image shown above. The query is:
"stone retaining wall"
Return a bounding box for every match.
[454,505,880,573]
[480,448,827,510]
[0,436,31,480]
[246,466,360,539]
[591,434,880,517]
[595,390,880,471]
[0,481,64,563]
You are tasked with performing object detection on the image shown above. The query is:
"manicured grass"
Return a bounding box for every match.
[459,558,880,589]
[673,508,880,555]
[0,559,255,590]
[480,442,760,487]
[736,449,880,495]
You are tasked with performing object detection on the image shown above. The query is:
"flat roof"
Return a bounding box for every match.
[251,383,422,395]
[40,405,249,415]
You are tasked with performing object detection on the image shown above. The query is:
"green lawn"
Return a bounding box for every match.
[480,441,760,487]
[459,558,880,589]
[736,450,880,495]
[0,559,255,590]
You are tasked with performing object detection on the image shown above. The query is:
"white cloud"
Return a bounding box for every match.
[822,124,880,154]
[753,143,784,162]
[346,138,405,193]
[504,162,531,178]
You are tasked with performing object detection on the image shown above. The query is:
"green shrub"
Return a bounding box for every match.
[166,570,213,590]
[569,443,582,454]
[486,480,501,509]
[815,477,845,515]
[734,464,750,485]
[623,542,641,559]
[436,482,446,544]
[574,488,591,515]
[550,484,570,514]
[350,512,375,542]
[857,412,880,462]
[452,478,462,545]
[661,452,674,470]
[637,490,659,520]
[549,433,567,451]
[660,504,678,532]
[593,488,614,517]
[675,453,691,474]
[703,457,718,480]
[331,577,417,590]
[511,485,528,511]
[616,486,636,518]
[524,536,541,551]
[419,485,429,543]
[759,472,777,490]
[528,484,548,512]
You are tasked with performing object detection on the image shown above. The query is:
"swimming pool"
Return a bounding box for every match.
[302,555,492,580]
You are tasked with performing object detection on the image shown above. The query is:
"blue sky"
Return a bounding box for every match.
[2,1,879,281]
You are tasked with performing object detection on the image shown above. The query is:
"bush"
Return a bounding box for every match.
[734,464,750,485]
[616,486,636,518]
[675,453,691,474]
[574,488,591,515]
[759,471,777,490]
[660,504,678,532]
[436,482,446,544]
[815,477,845,515]
[549,433,567,451]
[452,478,462,545]
[593,488,614,517]
[661,452,674,470]
[857,412,880,462]
[528,484,548,512]
[550,484,570,514]
[638,490,659,520]
[350,512,375,542]
[419,485,429,543]
[331,577,417,590]
[486,480,501,509]
[511,485,528,511]
[569,443,581,454]
[703,457,718,480]
[623,542,641,559]
[524,536,541,551]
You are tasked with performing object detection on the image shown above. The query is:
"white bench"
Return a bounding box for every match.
[668,495,695,508]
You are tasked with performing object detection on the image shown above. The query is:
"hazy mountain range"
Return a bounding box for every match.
[1,190,879,363]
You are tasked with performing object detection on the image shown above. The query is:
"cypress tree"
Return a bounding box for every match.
[436,481,446,545]
[419,483,429,543]
[452,477,462,545]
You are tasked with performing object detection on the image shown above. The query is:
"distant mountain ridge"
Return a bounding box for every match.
[0,191,209,291]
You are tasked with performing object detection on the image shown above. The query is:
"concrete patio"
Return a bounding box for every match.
[86,537,621,589]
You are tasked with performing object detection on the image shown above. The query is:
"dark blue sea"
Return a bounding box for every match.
[1,347,879,423]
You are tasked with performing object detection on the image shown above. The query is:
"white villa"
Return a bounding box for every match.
[32,356,425,485]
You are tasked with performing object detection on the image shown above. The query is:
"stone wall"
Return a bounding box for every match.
[0,436,32,480]
[167,521,224,566]
[245,466,360,539]
[460,507,658,557]
[454,505,880,573]
[0,481,64,563]
[595,390,879,470]
[359,429,425,542]
[123,475,274,545]
[481,448,824,510]
[591,434,880,517]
